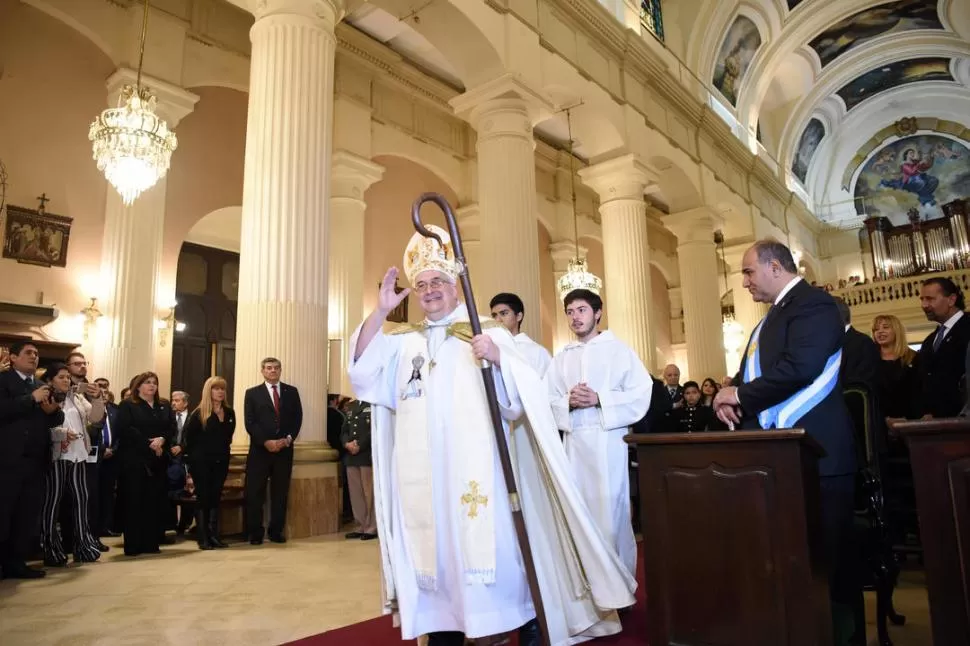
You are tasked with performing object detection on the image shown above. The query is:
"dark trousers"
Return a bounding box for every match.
[42,460,100,562]
[61,461,99,547]
[245,446,293,539]
[0,457,47,568]
[191,458,230,509]
[98,456,120,535]
[819,474,861,645]
[120,461,168,555]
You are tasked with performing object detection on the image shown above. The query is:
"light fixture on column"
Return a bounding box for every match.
[715,231,745,354]
[88,0,177,205]
[156,302,186,347]
[80,297,103,342]
[556,107,603,300]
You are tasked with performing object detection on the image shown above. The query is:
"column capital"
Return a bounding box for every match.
[578,153,657,203]
[106,69,199,127]
[664,207,724,244]
[722,241,756,271]
[450,74,554,129]
[251,0,343,25]
[549,240,587,269]
[331,150,384,200]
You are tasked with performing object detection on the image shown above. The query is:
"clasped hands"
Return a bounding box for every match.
[264,436,292,453]
[712,386,741,427]
[569,383,599,409]
[149,437,165,457]
[344,439,360,455]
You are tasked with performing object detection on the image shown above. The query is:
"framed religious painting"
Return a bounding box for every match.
[2,203,73,268]
[383,279,409,323]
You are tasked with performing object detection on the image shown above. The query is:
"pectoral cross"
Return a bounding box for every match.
[460,481,488,519]
[36,193,49,214]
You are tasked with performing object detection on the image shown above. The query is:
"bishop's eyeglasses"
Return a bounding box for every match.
[414,278,447,294]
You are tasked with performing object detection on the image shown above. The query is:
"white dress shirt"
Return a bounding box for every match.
[935,310,964,345]
[265,381,281,402]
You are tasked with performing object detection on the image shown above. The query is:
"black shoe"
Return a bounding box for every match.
[43,557,68,568]
[208,509,228,548]
[96,541,110,552]
[268,534,286,544]
[198,541,215,551]
[3,564,46,579]
[345,532,363,539]
[518,619,540,646]
[160,535,176,545]
[360,533,378,541]
[250,538,263,546]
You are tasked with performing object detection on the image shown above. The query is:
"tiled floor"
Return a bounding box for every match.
[0,534,933,645]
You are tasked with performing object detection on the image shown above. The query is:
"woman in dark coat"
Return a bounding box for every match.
[114,371,174,556]
[184,376,235,549]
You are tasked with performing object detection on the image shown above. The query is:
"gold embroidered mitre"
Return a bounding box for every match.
[403,224,462,284]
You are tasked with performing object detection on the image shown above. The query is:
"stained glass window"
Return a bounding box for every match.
[640,0,664,42]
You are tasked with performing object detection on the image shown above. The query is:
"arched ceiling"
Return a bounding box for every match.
[687,0,970,223]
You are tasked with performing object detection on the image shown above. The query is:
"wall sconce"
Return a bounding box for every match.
[80,297,103,342]
[156,303,186,347]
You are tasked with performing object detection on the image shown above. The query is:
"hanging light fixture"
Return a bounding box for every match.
[556,108,603,300]
[89,0,177,205]
[716,231,745,354]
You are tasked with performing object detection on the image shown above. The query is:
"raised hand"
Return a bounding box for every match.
[378,267,410,315]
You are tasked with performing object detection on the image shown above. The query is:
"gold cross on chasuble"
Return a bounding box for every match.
[460,481,489,519]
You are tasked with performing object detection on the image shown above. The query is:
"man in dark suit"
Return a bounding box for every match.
[661,364,684,409]
[97,390,121,537]
[917,277,970,419]
[630,376,673,433]
[0,342,63,579]
[833,298,880,391]
[244,356,303,544]
[714,241,859,645]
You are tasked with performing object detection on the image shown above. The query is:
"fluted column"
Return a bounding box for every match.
[95,69,197,390]
[452,76,551,341]
[456,203,484,298]
[665,208,727,382]
[233,0,339,463]
[580,154,656,370]
[549,240,586,353]
[329,151,384,397]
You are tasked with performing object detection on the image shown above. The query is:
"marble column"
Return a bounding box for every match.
[329,151,383,397]
[456,203,484,299]
[580,154,656,370]
[665,208,727,382]
[549,240,586,353]
[232,0,340,537]
[95,69,197,390]
[451,76,551,340]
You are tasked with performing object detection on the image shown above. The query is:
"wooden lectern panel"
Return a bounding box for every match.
[894,418,970,645]
[629,430,831,646]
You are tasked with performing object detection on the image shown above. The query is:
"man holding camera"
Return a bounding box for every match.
[0,342,64,578]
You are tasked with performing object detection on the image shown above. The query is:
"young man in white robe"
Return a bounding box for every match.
[490,292,552,377]
[546,288,652,579]
[348,227,636,646]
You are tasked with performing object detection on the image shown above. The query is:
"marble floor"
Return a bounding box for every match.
[0,533,934,646]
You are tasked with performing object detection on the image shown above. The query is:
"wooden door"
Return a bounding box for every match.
[171,242,239,406]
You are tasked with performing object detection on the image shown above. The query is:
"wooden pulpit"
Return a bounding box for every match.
[626,430,832,646]
[891,418,970,645]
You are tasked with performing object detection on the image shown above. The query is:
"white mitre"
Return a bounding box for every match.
[403,224,462,284]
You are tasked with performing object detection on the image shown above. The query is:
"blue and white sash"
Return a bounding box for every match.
[742,317,842,429]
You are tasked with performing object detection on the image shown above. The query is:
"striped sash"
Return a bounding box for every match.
[742,316,842,429]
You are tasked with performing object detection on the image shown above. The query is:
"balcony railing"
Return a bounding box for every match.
[640,0,664,41]
[832,267,970,309]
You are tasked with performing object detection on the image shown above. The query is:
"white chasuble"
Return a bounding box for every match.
[349,305,636,644]
[547,330,652,578]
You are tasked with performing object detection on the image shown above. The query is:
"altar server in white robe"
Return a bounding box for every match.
[349,226,636,646]
[547,288,651,578]
[490,292,552,376]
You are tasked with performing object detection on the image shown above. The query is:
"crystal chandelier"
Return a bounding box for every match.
[716,230,746,353]
[556,107,603,300]
[88,0,176,205]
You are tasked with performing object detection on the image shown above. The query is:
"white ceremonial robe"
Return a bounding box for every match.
[349,305,636,644]
[514,333,552,377]
[547,330,652,578]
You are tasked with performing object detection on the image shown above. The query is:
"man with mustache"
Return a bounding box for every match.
[348,226,635,646]
[545,288,652,579]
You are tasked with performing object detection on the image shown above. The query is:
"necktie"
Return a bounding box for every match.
[103,414,112,447]
[932,325,946,352]
[272,384,280,417]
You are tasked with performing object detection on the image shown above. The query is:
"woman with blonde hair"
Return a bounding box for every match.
[871,314,921,422]
[183,376,235,549]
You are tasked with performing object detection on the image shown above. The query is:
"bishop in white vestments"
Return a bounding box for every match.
[547,288,652,578]
[349,227,636,646]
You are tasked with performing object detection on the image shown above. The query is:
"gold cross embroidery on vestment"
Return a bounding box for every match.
[460,481,488,519]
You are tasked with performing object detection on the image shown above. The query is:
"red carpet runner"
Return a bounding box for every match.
[287,544,647,645]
